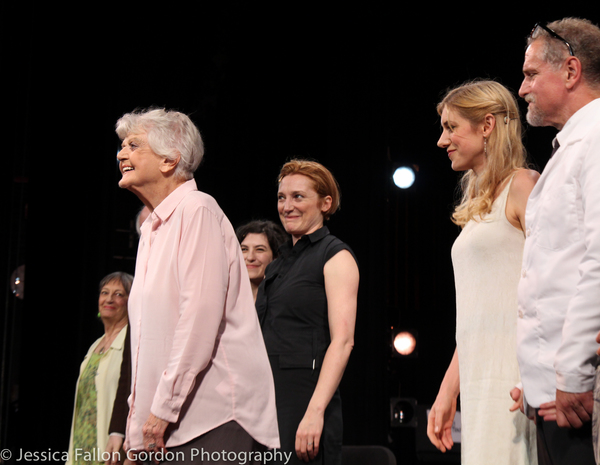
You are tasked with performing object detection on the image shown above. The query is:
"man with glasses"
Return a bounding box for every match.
[516,17,600,465]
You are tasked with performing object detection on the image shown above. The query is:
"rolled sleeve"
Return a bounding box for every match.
[555,132,600,393]
[518,99,600,406]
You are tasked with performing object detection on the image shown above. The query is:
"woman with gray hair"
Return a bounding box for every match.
[115,108,279,463]
[67,271,133,465]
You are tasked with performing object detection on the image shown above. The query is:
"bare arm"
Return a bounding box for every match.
[295,249,359,462]
[427,349,459,452]
[506,168,540,231]
[506,169,539,419]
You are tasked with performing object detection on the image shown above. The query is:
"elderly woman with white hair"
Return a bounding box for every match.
[115,108,279,463]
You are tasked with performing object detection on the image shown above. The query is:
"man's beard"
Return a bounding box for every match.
[524,96,546,127]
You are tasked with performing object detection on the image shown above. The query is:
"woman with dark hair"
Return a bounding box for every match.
[236,220,288,300]
[256,159,359,465]
[67,272,133,465]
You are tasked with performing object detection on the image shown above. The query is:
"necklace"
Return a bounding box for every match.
[95,323,126,355]
[97,341,110,354]
[96,332,116,354]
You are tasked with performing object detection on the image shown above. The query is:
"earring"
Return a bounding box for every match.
[484,136,487,155]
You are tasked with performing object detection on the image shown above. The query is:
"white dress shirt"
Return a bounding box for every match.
[517,98,600,408]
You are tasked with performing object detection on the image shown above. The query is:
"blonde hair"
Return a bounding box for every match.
[437,80,527,227]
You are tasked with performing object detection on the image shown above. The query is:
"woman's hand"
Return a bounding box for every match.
[104,435,124,465]
[538,399,557,422]
[291,248,356,462]
[427,393,457,453]
[509,385,525,414]
[288,249,357,462]
[295,407,324,462]
[142,413,169,463]
[427,348,459,453]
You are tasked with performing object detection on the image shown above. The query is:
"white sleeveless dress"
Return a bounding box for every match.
[451,176,537,464]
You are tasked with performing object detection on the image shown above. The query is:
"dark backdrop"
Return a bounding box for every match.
[2,3,597,464]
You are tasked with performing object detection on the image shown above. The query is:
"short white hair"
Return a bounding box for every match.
[116,108,204,180]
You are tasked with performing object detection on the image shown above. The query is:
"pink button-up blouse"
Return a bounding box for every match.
[124,180,279,451]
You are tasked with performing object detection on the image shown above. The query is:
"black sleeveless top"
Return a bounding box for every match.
[255,226,356,370]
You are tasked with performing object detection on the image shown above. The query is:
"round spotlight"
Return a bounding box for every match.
[393,166,415,189]
[390,398,417,427]
[10,265,25,300]
[393,331,417,356]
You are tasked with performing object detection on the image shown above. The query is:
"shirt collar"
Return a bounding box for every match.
[555,97,600,149]
[140,179,198,236]
[278,225,330,255]
[153,179,198,223]
[306,225,330,243]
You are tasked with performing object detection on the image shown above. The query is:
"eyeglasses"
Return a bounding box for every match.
[531,23,575,56]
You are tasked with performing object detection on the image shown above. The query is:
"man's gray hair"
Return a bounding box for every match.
[529,17,600,89]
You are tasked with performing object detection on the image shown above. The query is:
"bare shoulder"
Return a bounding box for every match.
[506,168,540,231]
[324,249,359,276]
[510,168,540,198]
[506,168,540,230]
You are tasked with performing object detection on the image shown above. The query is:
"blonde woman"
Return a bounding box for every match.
[427,80,539,464]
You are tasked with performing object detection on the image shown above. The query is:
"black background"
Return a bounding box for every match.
[2,3,599,464]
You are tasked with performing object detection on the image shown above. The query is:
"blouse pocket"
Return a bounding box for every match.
[278,331,327,370]
[536,183,581,251]
[279,352,314,369]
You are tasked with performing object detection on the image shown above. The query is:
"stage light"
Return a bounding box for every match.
[393,330,417,356]
[392,166,415,189]
[390,397,417,427]
[10,265,25,300]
